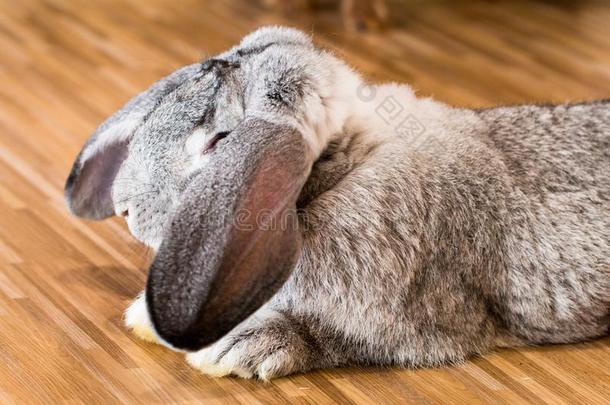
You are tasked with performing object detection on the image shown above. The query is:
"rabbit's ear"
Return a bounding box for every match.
[65,64,200,220]
[146,118,310,351]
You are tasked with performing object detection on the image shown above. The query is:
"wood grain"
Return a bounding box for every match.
[0,0,609,403]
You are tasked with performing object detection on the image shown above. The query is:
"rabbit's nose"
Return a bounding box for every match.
[120,209,129,218]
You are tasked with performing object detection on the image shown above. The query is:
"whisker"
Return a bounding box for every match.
[114,177,155,182]
[113,178,156,187]
[134,243,154,264]
[112,184,155,193]
[114,191,156,206]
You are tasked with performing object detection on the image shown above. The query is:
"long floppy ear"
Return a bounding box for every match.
[64,64,200,219]
[146,118,310,350]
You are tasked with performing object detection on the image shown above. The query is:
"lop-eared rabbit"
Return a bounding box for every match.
[65,27,610,380]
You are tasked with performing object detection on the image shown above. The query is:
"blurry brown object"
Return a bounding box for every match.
[263,0,389,31]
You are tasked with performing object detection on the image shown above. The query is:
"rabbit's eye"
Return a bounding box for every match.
[203,131,231,154]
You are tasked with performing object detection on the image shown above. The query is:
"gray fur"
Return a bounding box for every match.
[65,26,610,379]
[65,63,201,219]
[147,119,308,350]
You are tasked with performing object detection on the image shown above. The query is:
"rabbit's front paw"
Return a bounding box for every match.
[124,292,159,343]
[186,313,315,380]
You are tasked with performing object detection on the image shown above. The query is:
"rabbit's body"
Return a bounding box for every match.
[66,27,610,379]
[184,98,610,378]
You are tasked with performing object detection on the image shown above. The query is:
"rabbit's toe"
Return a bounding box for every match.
[124,292,159,343]
[186,316,312,380]
[186,341,254,378]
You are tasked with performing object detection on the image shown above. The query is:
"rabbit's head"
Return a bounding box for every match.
[65,27,361,350]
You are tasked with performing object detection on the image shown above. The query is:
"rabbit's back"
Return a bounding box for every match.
[477,101,610,196]
[475,101,610,343]
[281,99,609,367]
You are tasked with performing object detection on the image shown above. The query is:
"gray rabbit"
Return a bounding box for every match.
[65,27,610,380]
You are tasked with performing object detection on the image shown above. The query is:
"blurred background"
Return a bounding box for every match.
[1,1,609,403]
[5,0,610,111]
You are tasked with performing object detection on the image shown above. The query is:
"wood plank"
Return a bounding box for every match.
[0,0,608,403]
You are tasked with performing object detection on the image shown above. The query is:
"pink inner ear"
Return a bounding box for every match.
[66,139,129,219]
[145,119,309,350]
[205,154,304,314]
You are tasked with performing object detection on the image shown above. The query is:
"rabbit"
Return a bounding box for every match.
[65,26,610,380]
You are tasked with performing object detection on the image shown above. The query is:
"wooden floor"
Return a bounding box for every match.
[0,0,609,403]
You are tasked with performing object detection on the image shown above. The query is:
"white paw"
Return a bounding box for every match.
[185,319,308,380]
[186,336,254,379]
[124,292,159,343]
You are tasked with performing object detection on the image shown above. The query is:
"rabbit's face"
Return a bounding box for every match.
[111,65,246,249]
[66,26,362,349]
[102,27,360,249]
